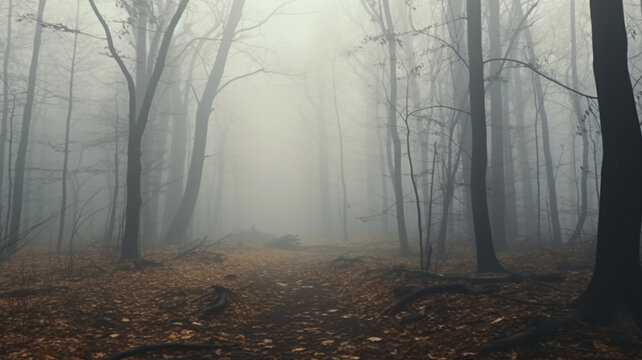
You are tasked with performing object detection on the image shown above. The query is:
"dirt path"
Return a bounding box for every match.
[227,256,392,359]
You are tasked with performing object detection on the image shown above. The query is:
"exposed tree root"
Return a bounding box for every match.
[384,265,564,284]
[102,342,233,360]
[198,285,230,317]
[477,312,581,354]
[386,283,499,315]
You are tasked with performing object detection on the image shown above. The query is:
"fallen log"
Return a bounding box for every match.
[102,342,232,360]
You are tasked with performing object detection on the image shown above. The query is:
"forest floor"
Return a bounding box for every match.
[1,238,642,359]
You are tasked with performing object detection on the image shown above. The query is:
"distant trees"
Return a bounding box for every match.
[5,0,47,257]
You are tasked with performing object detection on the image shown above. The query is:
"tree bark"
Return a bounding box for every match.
[488,0,508,251]
[467,0,503,273]
[164,0,245,244]
[89,0,190,260]
[575,0,642,324]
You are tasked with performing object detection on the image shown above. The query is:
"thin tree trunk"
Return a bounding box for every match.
[211,124,229,234]
[6,0,47,255]
[164,0,244,243]
[0,0,13,238]
[332,72,349,242]
[437,118,463,259]
[381,0,409,255]
[105,98,120,247]
[376,111,391,237]
[317,84,332,236]
[512,66,537,238]
[568,0,590,244]
[56,1,80,254]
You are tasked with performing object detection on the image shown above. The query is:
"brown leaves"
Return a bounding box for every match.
[1,246,642,359]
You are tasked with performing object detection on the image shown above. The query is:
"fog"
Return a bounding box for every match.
[4,1,642,358]
[0,0,640,252]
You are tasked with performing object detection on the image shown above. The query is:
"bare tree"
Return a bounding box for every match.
[56,0,81,254]
[466,0,503,273]
[575,0,642,323]
[88,0,190,260]
[5,0,47,256]
[164,0,245,243]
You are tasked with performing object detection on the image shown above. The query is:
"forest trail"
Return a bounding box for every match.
[230,257,390,359]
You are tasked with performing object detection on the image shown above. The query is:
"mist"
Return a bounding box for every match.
[1,0,642,359]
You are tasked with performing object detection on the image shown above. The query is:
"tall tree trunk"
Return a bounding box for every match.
[332,73,349,242]
[56,1,80,254]
[568,0,590,244]
[89,0,190,260]
[317,84,332,236]
[164,0,245,243]
[503,91,519,242]
[488,0,508,251]
[467,0,503,273]
[376,110,391,237]
[512,66,537,238]
[5,0,47,256]
[211,124,230,234]
[0,0,13,238]
[105,98,120,247]
[381,0,409,255]
[436,118,463,259]
[575,0,642,324]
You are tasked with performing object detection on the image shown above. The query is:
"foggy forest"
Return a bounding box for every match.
[1,0,642,358]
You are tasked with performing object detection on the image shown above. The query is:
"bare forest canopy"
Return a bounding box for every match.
[1,0,642,359]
